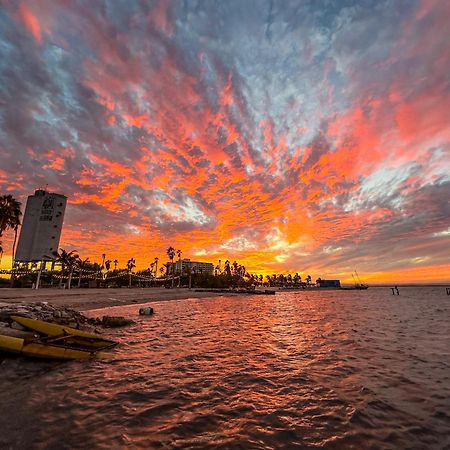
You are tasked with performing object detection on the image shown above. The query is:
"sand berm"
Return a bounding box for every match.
[0,287,224,311]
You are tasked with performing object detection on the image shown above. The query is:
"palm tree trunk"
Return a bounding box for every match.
[129,272,132,288]
[78,269,82,288]
[8,227,18,287]
[68,267,73,289]
[50,260,55,286]
[35,262,43,290]
[59,264,64,288]
[11,227,18,267]
[171,258,174,288]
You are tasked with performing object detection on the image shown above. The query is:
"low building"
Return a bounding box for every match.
[318,279,341,288]
[167,259,214,276]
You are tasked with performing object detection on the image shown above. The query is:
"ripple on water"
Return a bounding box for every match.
[1,287,449,449]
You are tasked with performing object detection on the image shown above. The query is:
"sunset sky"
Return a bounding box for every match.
[1,0,449,283]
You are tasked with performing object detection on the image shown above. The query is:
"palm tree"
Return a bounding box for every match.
[105,259,111,271]
[224,260,231,276]
[176,249,182,287]
[154,257,159,277]
[0,194,22,268]
[50,249,63,288]
[65,250,79,289]
[77,257,90,288]
[166,246,175,288]
[185,264,193,290]
[126,257,136,287]
[113,259,119,270]
[53,248,78,289]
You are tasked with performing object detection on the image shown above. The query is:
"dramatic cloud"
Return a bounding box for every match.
[1,0,449,282]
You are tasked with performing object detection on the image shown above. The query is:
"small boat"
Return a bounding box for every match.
[0,334,100,360]
[11,316,117,350]
[341,286,368,290]
[352,271,369,290]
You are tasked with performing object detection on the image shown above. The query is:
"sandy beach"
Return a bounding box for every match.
[0,287,225,311]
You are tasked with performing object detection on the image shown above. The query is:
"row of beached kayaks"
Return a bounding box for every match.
[0,316,118,360]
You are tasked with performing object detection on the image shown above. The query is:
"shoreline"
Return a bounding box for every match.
[0,287,226,311]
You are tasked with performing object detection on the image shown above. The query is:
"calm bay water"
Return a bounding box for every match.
[1,287,449,449]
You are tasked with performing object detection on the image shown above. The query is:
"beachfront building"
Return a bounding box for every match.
[167,258,214,276]
[15,189,67,263]
[317,279,341,288]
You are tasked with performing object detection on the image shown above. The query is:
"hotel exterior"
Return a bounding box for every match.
[168,258,214,276]
[15,189,67,262]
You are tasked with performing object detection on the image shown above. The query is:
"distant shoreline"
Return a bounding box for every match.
[357,283,450,287]
[0,284,448,312]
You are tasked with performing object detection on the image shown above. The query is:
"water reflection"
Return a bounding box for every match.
[1,287,449,449]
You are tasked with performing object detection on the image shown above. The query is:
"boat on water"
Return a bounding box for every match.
[0,316,118,360]
[341,285,369,290]
[353,270,369,289]
[341,271,369,290]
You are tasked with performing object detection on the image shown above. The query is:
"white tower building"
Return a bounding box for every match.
[15,189,67,262]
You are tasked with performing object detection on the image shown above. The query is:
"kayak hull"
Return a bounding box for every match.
[11,316,116,349]
[0,335,96,360]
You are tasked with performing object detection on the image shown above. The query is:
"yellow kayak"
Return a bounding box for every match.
[0,334,98,360]
[11,316,117,349]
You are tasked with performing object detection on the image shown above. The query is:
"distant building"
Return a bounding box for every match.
[318,279,341,288]
[167,258,214,276]
[15,189,67,262]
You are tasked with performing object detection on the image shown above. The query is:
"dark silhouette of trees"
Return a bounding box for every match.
[0,194,22,264]
[166,246,175,287]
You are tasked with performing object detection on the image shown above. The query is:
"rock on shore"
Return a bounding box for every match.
[0,301,134,336]
[0,301,95,327]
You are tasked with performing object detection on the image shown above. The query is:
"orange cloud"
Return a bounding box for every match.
[18,4,42,44]
[1,1,449,284]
